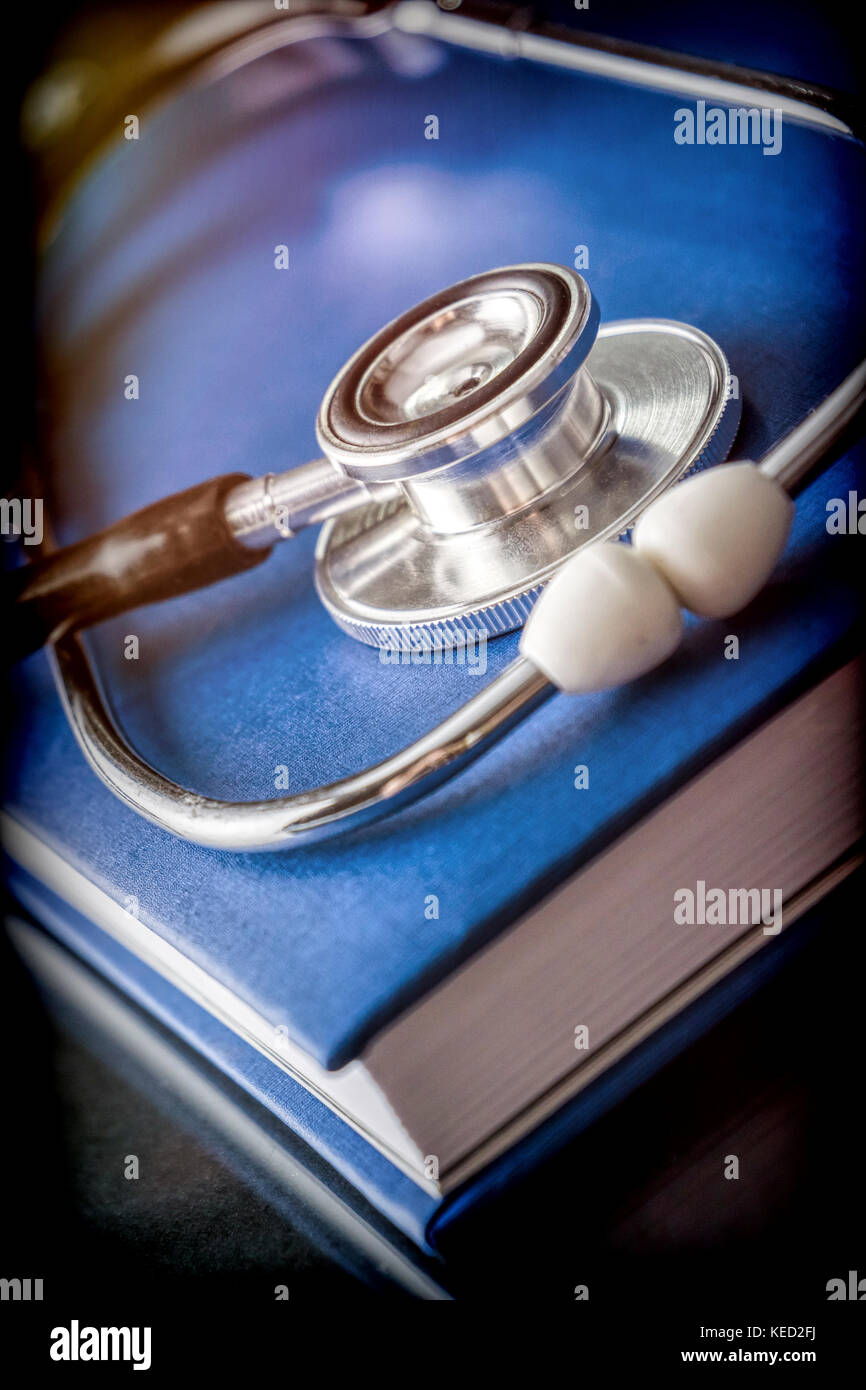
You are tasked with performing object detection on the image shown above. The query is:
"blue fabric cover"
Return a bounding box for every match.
[5,29,865,1072]
[7,860,854,1253]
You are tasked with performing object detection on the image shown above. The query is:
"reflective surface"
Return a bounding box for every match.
[316,263,598,478]
[49,635,553,851]
[315,319,740,649]
[359,288,544,424]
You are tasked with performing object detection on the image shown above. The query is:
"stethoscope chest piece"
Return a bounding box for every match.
[314,262,739,649]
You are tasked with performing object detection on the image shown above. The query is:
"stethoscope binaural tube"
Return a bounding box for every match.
[27,360,866,851]
[4,463,390,663]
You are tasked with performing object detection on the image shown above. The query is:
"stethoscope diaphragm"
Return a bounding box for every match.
[313,263,740,650]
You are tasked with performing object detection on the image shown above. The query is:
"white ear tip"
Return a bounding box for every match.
[632,462,794,618]
[520,542,683,694]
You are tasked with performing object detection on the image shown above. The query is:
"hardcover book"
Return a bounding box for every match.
[4,5,864,1251]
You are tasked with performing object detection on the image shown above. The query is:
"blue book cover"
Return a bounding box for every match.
[6,861,850,1257]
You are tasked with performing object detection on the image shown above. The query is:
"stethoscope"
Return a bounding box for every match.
[10,261,865,851]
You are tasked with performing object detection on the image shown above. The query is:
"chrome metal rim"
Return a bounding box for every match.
[316,262,598,481]
[315,318,740,650]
